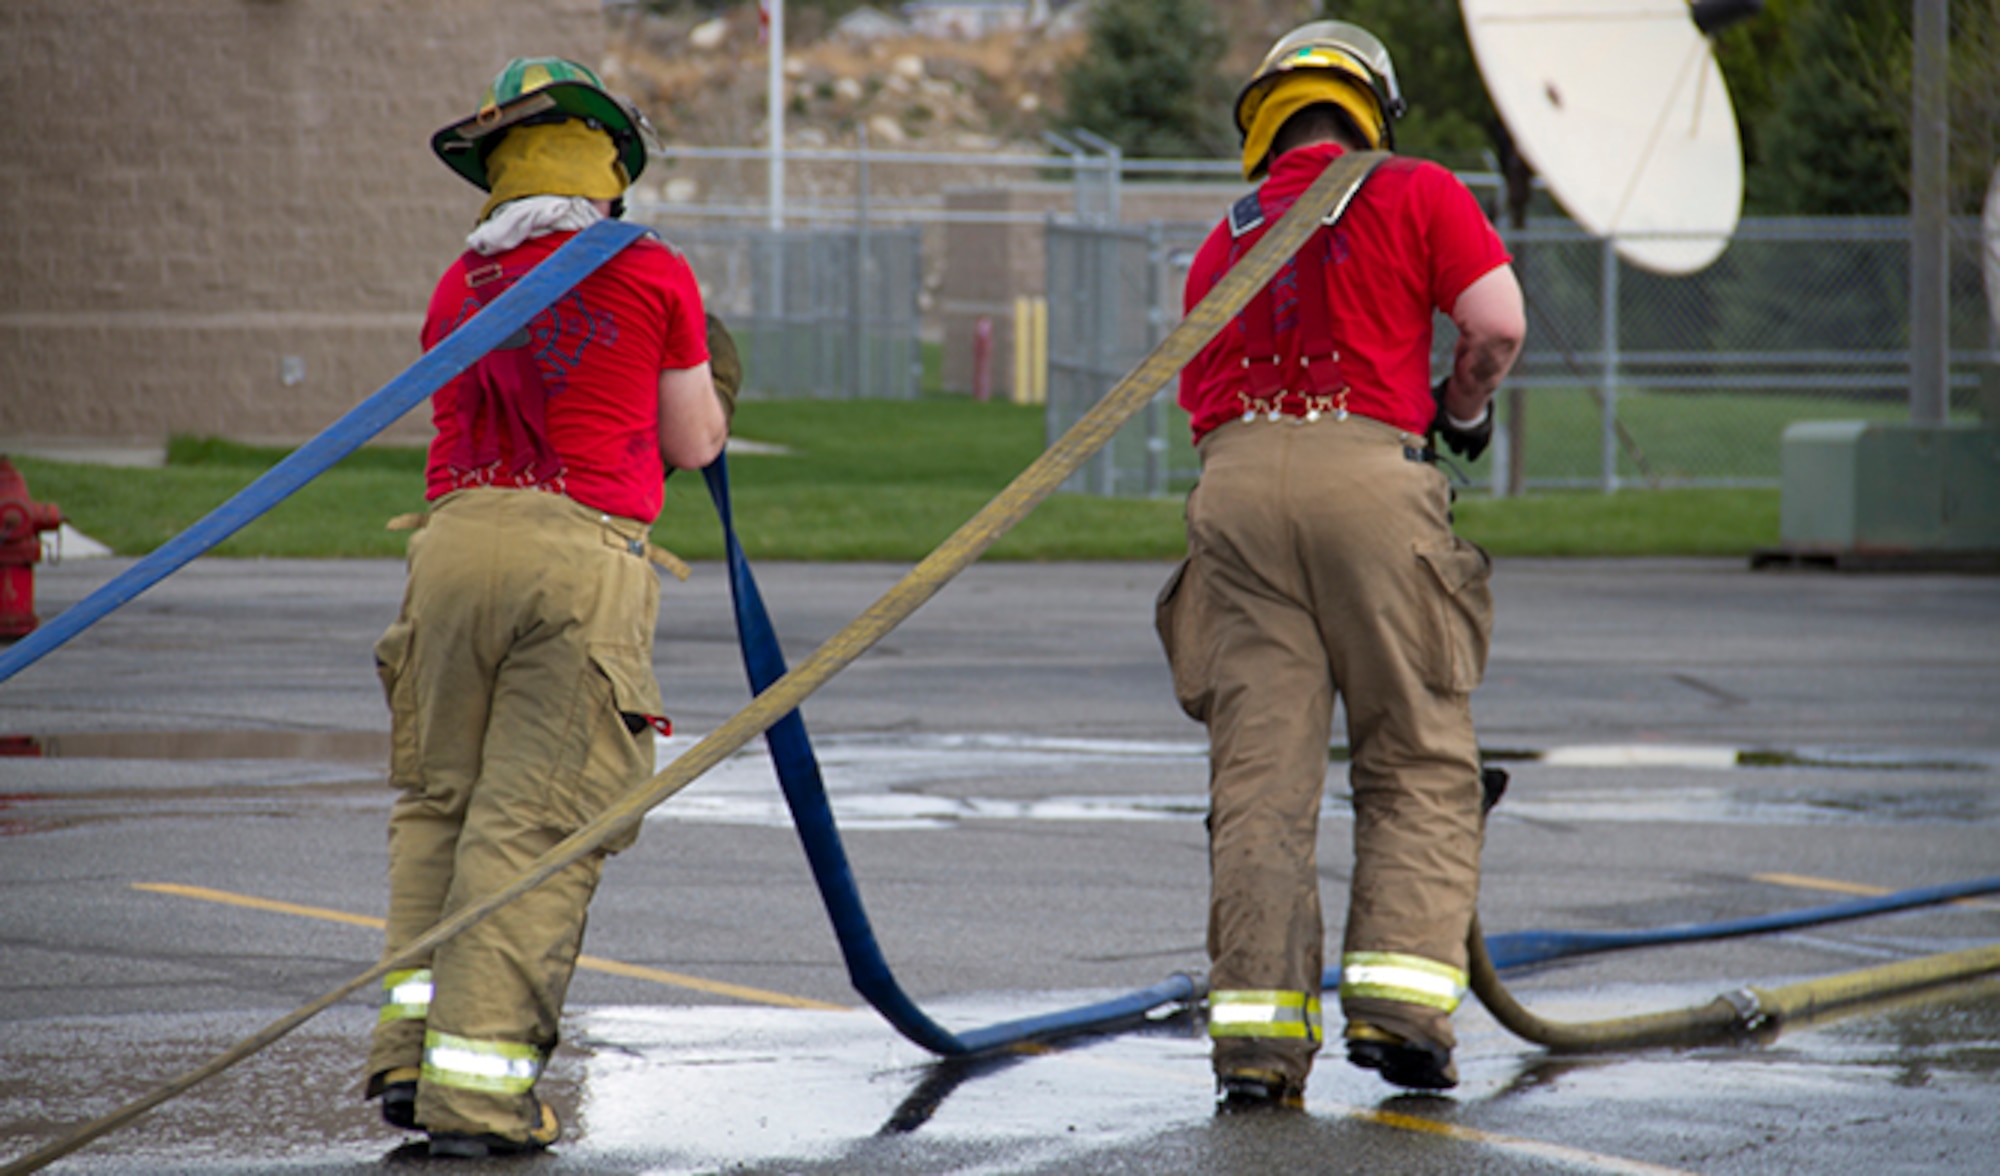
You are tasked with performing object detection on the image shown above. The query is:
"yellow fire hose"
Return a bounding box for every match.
[0,153,1388,1176]
[1468,914,2000,1052]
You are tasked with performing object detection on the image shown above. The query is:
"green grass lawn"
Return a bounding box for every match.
[13,397,1783,561]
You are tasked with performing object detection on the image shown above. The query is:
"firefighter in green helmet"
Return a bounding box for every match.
[360,56,736,1157]
[1157,20,1525,1108]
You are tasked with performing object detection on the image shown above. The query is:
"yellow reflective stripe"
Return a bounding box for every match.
[1340,951,1468,1012]
[378,968,433,1025]
[422,1030,542,1095]
[1208,989,1323,1040]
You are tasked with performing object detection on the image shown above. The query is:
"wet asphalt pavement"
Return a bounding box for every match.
[2,553,1997,1174]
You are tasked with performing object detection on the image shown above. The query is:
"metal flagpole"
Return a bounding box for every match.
[766,0,786,232]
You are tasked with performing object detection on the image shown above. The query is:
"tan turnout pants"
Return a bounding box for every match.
[1158,416,1492,1087]
[363,488,667,1141]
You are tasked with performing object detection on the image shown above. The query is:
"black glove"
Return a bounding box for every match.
[1430,377,1493,463]
[706,313,742,424]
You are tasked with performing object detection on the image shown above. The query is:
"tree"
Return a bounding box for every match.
[1727,0,1998,216]
[1944,0,2000,214]
[1316,0,1540,224]
[1315,0,1495,168]
[1314,0,1909,217]
[1747,0,1910,214]
[1707,0,1805,188]
[1058,0,1236,159]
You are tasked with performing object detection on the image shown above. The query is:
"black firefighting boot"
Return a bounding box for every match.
[371,1067,421,1131]
[427,1097,562,1158]
[1215,1068,1306,1112]
[1344,1024,1458,1091]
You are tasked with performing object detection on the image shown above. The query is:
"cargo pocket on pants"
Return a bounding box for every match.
[1155,556,1216,723]
[372,619,422,789]
[551,642,668,850]
[1413,539,1494,693]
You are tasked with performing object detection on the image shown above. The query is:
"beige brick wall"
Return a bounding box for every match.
[0,0,605,447]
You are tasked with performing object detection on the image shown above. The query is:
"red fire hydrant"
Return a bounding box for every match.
[0,456,64,640]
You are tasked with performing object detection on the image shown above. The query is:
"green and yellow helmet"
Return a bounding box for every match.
[431,57,650,191]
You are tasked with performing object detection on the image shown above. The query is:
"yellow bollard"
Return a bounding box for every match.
[1030,296,1048,406]
[1010,295,1049,406]
[1012,296,1032,405]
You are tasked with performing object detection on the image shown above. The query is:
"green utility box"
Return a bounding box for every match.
[1760,421,2000,568]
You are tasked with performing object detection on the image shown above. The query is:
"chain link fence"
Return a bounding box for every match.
[1044,219,1207,496]
[632,141,2000,495]
[637,220,925,401]
[630,139,1140,404]
[1045,214,2000,497]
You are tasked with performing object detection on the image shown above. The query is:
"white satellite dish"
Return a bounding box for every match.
[1984,162,2000,337]
[1462,0,1745,275]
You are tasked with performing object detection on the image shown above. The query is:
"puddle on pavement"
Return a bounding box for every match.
[566,973,2000,1172]
[1491,782,2000,826]
[648,732,1213,830]
[567,996,1210,1169]
[0,778,387,837]
[0,731,390,836]
[1459,975,2000,1173]
[0,730,388,762]
[646,732,2000,830]
[2,730,1994,836]
[7,979,1995,1172]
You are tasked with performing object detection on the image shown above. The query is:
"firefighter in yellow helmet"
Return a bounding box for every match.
[361,57,734,1157]
[1158,20,1525,1107]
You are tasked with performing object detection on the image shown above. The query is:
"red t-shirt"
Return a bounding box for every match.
[421,230,709,524]
[1179,143,1510,442]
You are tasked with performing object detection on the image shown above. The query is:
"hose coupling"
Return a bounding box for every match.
[1172,970,1211,1010]
[1721,987,1767,1031]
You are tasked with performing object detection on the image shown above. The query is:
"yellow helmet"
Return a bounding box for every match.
[1235,21,1404,179]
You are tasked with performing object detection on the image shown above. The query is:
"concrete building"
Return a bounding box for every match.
[0,0,606,451]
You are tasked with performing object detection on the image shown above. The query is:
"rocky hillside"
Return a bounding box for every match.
[599,1,1321,207]
[607,7,1075,151]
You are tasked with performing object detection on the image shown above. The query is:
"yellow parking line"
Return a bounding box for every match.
[135,882,385,928]
[132,882,847,1011]
[1359,1106,1699,1175]
[1751,872,2000,912]
[569,955,846,1010]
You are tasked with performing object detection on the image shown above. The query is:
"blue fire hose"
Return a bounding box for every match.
[702,454,2000,1055]
[1473,874,2000,973]
[701,456,1201,1054]
[0,219,651,687]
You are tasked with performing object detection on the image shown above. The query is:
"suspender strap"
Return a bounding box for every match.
[451,253,564,484]
[1294,231,1342,396]
[1225,153,1385,411]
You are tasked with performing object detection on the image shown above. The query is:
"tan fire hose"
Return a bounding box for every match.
[0,151,1390,1176]
[1468,914,2000,1052]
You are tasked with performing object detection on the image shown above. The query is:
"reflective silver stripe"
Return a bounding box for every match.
[1340,951,1467,1012]
[1207,988,1323,1040]
[378,968,433,1025]
[422,1030,542,1095]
